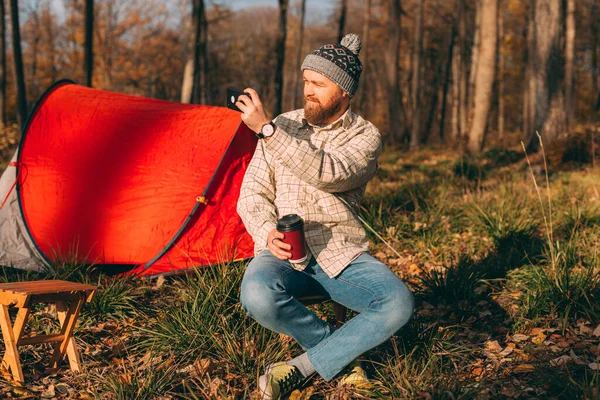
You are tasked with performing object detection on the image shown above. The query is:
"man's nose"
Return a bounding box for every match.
[304,84,314,97]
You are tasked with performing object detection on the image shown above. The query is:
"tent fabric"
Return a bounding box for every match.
[0,151,47,271]
[1,81,256,276]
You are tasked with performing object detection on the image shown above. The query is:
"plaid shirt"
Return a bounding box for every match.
[236,107,382,278]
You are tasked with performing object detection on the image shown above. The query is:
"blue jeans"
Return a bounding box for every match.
[239,250,414,381]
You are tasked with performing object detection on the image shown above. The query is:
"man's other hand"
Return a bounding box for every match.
[267,229,292,260]
[236,88,271,134]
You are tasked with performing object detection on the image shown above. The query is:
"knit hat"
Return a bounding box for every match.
[301,33,363,97]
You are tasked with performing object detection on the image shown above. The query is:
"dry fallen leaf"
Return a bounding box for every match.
[512,364,535,373]
[550,355,571,367]
[531,331,547,345]
[41,385,56,399]
[485,340,503,352]
[589,363,599,370]
[209,377,225,398]
[194,359,214,376]
[55,384,69,395]
[580,324,593,335]
[512,334,529,342]
[289,387,315,400]
[12,387,33,398]
[570,349,586,365]
[499,345,514,357]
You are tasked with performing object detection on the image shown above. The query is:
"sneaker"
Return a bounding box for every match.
[258,362,305,400]
[337,359,371,389]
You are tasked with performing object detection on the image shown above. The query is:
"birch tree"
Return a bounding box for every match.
[466,0,498,154]
[564,0,575,127]
[527,0,566,150]
[497,2,504,141]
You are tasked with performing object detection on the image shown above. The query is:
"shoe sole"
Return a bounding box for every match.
[258,364,275,400]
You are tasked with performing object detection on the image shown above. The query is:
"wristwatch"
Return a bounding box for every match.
[257,121,276,139]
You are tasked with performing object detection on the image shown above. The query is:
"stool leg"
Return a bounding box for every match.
[0,305,24,383]
[49,297,84,370]
[333,302,347,329]
[2,307,29,365]
[55,301,82,372]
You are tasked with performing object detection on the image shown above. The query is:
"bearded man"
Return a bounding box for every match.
[235,33,414,400]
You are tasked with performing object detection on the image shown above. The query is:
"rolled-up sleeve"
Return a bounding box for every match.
[236,140,278,251]
[265,121,382,193]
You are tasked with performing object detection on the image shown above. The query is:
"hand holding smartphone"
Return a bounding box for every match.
[226,87,251,112]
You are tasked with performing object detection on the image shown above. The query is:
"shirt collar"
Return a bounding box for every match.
[301,106,355,131]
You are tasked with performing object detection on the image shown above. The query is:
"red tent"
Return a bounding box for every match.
[0,81,256,276]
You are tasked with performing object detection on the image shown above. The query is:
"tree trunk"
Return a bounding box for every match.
[358,0,371,114]
[564,0,575,128]
[439,24,456,142]
[498,1,504,142]
[385,0,405,145]
[467,0,498,154]
[84,0,94,87]
[9,0,27,131]
[291,0,306,111]
[192,0,207,104]
[423,45,446,144]
[468,0,481,115]
[103,0,113,87]
[273,0,288,117]
[527,0,566,151]
[458,0,467,139]
[201,5,209,104]
[593,2,600,111]
[44,4,58,82]
[30,10,40,97]
[523,1,535,140]
[0,0,6,127]
[409,0,423,150]
[181,59,193,104]
[450,0,464,143]
[337,0,347,43]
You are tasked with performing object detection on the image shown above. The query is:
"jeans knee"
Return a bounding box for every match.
[239,278,284,323]
[380,284,415,335]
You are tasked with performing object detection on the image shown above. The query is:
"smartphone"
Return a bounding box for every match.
[226,87,251,112]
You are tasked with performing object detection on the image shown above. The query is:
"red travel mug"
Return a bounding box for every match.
[276,214,308,263]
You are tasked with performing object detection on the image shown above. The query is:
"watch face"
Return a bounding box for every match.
[262,123,275,136]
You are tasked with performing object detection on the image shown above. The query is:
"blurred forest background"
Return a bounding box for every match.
[0,0,598,155]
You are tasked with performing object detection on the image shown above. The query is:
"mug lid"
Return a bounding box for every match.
[277,214,304,232]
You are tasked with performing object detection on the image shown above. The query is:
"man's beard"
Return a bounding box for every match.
[303,95,344,125]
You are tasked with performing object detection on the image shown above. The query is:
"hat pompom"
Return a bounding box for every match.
[340,33,361,56]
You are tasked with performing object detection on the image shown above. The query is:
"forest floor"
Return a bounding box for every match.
[1,126,600,399]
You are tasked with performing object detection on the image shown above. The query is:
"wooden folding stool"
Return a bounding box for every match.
[297,294,348,328]
[0,280,97,383]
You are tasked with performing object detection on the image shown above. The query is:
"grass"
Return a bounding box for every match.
[1,144,600,398]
